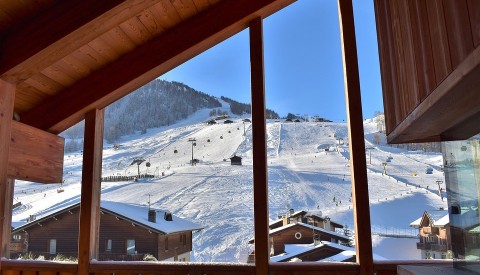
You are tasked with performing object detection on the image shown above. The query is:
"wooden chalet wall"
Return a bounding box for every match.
[97,212,158,261]
[22,208,80,258]
[157,231,192,261]
[374,0,480,143]
[15,207,194,261]
[270,224,347,255]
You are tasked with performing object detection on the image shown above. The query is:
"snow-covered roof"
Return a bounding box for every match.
[269,222,349,240]
[409,217,422,227]
[410,210,449,228]
[101,201,203,234]
[13,200,203,235]
[270,241,387,263]
[319,244,387,262]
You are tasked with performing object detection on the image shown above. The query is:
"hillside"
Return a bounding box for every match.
[63,80,282,151]
[13,112,447,262]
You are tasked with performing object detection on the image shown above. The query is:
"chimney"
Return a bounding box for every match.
[164,211,173,221]
[148,209,156,223]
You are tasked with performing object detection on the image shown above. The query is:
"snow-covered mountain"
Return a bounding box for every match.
[12,109,447,262]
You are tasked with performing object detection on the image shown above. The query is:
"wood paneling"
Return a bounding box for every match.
[468,0,480,47]
[98,212,158,260]
[25,208,80,258]
[0,0,162,82]
[20,0,296,134]
[375,0,480,143]
[8,121,64,183]
[408,0,435,103]
[373,0,397,134]
[443,0,474,69]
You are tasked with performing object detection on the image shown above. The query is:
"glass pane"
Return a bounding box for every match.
[443,138,480,272]
[99,30,253,263]
[264,1,356,263]
[127,240,135,255]
[49,239,56,254]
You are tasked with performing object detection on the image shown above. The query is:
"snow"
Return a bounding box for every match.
[14,200,203,235]
[12,111,448,262]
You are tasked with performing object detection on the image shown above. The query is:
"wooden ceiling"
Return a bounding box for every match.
[0,0,295,134]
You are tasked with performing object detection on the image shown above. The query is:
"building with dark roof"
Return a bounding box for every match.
[11,201,202,262]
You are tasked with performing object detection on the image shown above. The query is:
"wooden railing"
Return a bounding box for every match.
[0,259,454,275]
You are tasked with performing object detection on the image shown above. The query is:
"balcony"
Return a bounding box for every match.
[422,227,439,235]
[417,242,432,250]
[431,244,447,252]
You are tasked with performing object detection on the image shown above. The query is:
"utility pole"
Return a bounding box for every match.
[188,138,196,165]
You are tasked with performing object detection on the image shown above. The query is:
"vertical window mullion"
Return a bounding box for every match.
[249,16,270,274]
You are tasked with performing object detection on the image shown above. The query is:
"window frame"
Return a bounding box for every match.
[126,239,135,255]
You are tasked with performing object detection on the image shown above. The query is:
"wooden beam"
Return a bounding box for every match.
[249,17,269,274]
[20,0,296,134]
[78,109,104,275]
[338,1,374,274]
[0,0,163,83]
[8,121,64,183]
[387,44,480,143]
[0,80,15,265]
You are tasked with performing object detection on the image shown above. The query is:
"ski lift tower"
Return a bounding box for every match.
[130,158,146,178]
[188,138,196,166]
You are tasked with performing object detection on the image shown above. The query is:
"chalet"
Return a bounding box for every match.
[248,210,350,263]
[410,210,451,260]
[1,0,479,274]
[11,201,203,262]
[230,155,242,165]
[269,210,344,232]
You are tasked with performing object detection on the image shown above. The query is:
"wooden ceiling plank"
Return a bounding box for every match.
[23,74,64,96]
[70,46,108,74]
[87,38,119,64]
[149,0,182,29]
[137,8,166,36]
[21,0,296,133]
[41,65,78,88]
[119,17,154,46]
[171,0,198,19]
[53,59,90,85]
[0,0,162,83]
[101,27,137,56]
[192,0,210,12]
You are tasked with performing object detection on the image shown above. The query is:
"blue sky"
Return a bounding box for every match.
[161,0,383,121]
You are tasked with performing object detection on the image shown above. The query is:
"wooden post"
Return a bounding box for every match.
[0,80,15,266]
[249,17,270,275]
[78,109,104,275]
[338,0,374,274]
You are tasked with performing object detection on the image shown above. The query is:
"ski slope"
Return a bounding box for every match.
[12,110,447,262]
